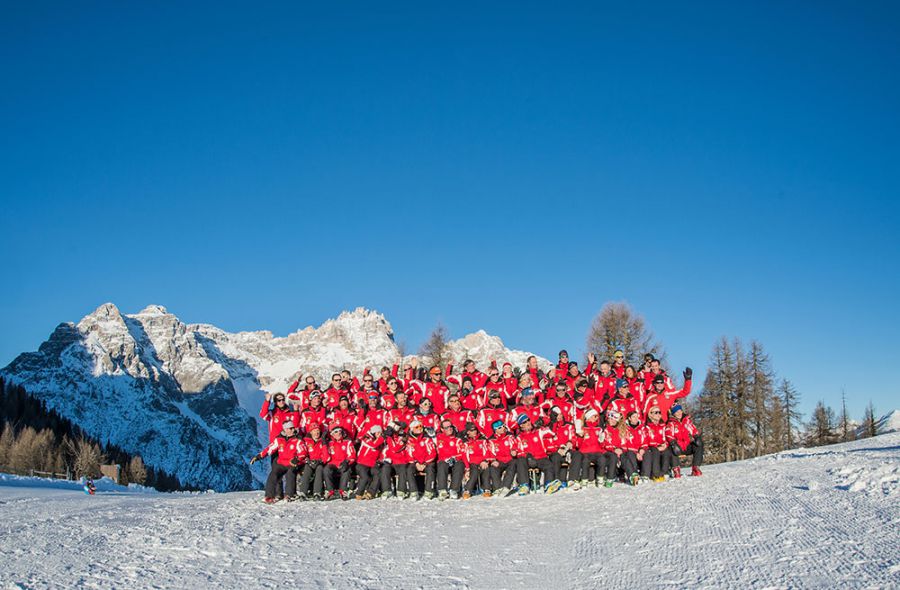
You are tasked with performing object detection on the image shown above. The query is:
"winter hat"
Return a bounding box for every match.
[282,420,296,430]
[502,362,512,367]
[584,409,599,422]
[559,350,568,357]
[606,409,622,421]
[653,375,666,384]
[516,414,531,426]
[616,379,629,389]
[409,419,423,429]
[309,390,323,399]
[368,424,383,435]
[670,404,684,415]
[465,422,478,432]
[330,423,343,434]
[491,420,506,431]
[285,392,301,403]
[429,366,442,375]
[308,422,322,432]
[520,387,535,398]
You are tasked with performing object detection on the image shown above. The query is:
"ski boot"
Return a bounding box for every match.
[673,467,682,479]
[569,481,582,491]
[297,492,309,501]
[449,489,459,500]
[438,490,449,501]
[517,484,530,496]
[380,491,392,500]
[545,479,562,495]
[462,491,472,500]
[263,497,277,504]
[483,490,492,498]
[423,491,435,500]
[603,478,614,488]
[629,473,640,486]
[324,490,336,501]
[340,490,350,501]
[401,491,413,500]
[691,466,703,477]
[313,493,324,501]
[495,487,510,497]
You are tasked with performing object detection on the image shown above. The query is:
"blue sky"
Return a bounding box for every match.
[2,2,898,419]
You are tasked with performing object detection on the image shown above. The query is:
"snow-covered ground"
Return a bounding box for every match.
[2,434,898,589]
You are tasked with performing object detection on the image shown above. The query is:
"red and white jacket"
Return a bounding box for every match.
[665,414,700,451]
[259,400,297,444]
[257,435,307,467]
[577,423,607,455]
[461,437,489,467]
[436,432,464,462]
[642,422,667,449]
[441,409,473,434]
[303,436,330,464]
[382,435,410,465]
[326,439,357,467]
[516,428,555,460]
[357,435,384,468]
[406,434,437,464]
[489,433,518,463]
[475,407,510,438]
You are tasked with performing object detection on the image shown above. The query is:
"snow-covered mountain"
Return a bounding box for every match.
[0,304,550,491]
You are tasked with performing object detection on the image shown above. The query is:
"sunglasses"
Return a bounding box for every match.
[649,411,661,415]
[364,378,373,382]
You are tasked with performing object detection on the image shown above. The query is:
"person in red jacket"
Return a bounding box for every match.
[622,411,647,485]
[406,419,438,499]
[324,425,356,500]
[354,394,385,441]
[590,358,618,404]
[298,423,329,500]
[574,408,606,488]
[643,369,693,419]
[376,364,400,394]
[641,403,670,481]
[328,396,357,439]
[441,394,473,433]
[260,392,297,445]
[612,350,627,378]
[475,391,510,438]
[609,379,640,419]
[385,390,414,426]
[487,420,519,496]
[355,424,384,499]
[250,420,306,503]
[414,398,442,435]
[460,423,490,499]
[379,421,411,498]
[447,358,489,391]
[509,388,545,431]
[601,409,626,487]
[556,350,570,378]
[323,374,347,410]
[513,415,562,495]
[665,404,703,477]
[624,365,647,410]
[435,419,465,500]
[299,391,327,434]
[500,362,519,405]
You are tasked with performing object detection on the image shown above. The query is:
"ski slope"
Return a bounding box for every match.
[2,434,898,589]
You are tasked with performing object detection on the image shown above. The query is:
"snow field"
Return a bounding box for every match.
[1,433,898,589]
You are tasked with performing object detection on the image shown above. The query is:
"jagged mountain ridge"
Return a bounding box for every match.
[0,304,551,491]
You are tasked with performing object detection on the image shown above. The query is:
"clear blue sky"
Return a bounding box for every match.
[2,2,898,420]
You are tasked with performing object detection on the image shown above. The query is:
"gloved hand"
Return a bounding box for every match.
[670,442,683,455]
[289,457,300,468]
[249,455,260,465]
[424,427,436,438]
[384,427,395,437]
[340,460,349,471]
[534,418,545,428]
[683,367,693,380]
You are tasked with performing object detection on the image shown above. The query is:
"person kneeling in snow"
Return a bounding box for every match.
[665,404,703,478]
[250,420,306,504]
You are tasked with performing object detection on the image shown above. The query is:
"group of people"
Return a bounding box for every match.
[250,350,704,503]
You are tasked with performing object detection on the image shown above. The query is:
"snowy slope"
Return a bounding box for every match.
[2,433,897,589]
[0,304,550,492]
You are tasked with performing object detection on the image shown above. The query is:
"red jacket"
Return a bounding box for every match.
[604,425,628,452]
[385,407,414,428]
[623,424,647,452]
[299,407,327,434]
[642,422,667,448]
[355,409,386,440]
[436,432,464,462]
[461,437,489,467]
[421,382,450,415]
[645,379,692,418]
[357,435,384,468]
[509,405,544,430]
[516,428,553,460]
[441,409,473,433]
[414,412,442,432]
[665,415,700,450]
[608,395,640,420]
[327,408,357,439]
[459,389,488,412]
[475,407,510,438]
[323,387,347,410]
[327,439,356,466]
[407,434,437,463]
[258,435,307,467]
[489,433,518,463]
[376,364,400,394]
[260,400,296,444]
[303,436,330,463]
[382,435,410,465]
[578,423,606,454]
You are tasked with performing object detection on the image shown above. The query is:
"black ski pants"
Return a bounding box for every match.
[265,464,296,499]
[437,460,465,493]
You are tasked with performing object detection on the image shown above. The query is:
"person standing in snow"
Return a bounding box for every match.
[665,404,703,477]
[250,420,306,503]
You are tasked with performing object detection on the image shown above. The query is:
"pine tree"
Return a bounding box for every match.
[805,401,837,447]
[695,338,736,463]
[585,302,665,367]
[779,379,802,449]
[747,341,774,457]
[128,456,148,485]
[766,394,786,453]
[838,389,855,442]
[860,402,877,438]
[0,423,14,466]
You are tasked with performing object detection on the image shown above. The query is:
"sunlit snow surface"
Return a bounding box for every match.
[2,433,898,589]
